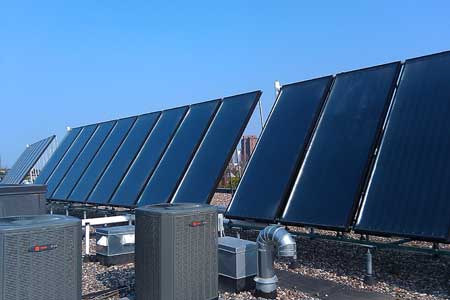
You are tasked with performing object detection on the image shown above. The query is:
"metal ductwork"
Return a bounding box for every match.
[254,225,297,298]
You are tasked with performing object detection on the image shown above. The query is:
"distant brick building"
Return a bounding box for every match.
[0,168,7,182]
[241,135,258,167]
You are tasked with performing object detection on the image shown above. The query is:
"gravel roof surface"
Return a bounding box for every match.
[80,193,450,300]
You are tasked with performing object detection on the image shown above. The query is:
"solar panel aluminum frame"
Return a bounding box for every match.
[171,91,262,205]
[225,80,333,223]
[354,51,450,243]
[355,219,450,243]
[278,62,402,231]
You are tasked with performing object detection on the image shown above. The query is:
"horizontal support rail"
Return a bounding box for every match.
[224,219,450,257]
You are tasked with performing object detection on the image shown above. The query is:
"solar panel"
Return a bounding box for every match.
[1,135,56,184]
[67,117,136,202]
[51,121,116,200]
[9,145,39,183]
[86,113,161,204]
[172,91,262,204]
[137,100,220,206]
[109,107,188,207]
[2,141,42,184]
[223,81,332,221]
[355,52,450,242]
[44,92,260,206]
[280,63,401,230]
[45,125,97,196]
[35,128,81,185]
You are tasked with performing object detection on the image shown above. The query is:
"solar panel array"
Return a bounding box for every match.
[1,135,56,184]
[355,52,450,242]
[281,63,401,230]
[226,51,450,242]
[36,91,261,207]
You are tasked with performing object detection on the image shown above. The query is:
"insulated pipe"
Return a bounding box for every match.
[254,225,297,298]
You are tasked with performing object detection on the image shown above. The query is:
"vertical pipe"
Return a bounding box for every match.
[258,99,264,130]
[85,223,90,256]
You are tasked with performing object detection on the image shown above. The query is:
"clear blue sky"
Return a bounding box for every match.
[1,1,450,167]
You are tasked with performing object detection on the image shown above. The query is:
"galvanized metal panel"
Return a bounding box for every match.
[225,82,331,222]
[281,62,401,230]
[67,117,136,202]
[171,91,261,205]
[355,51,450,242]
[45,125,97,196]
[51,121,116,200]
[137,100,220,206]
[87,113,160,204]
[1,136,55,184]
[109,107,188,207]
[35,129,81,185]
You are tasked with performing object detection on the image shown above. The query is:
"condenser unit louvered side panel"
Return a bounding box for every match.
[174,213,217,300]
[0,216,81,300]
[136,214,161,300]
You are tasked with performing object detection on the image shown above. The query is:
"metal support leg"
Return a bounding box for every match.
[231,227,241,239]
[309,227,315,237]
[364,248,375,285]
[50,204,53,215]
[432,243,440,259]
[85,223,90,256]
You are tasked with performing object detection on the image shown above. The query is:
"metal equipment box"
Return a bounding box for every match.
[136,203,218,300]
[218,236,257,292]
[96,225,135,266]
[0,184,46,217]
[0,215,82,300]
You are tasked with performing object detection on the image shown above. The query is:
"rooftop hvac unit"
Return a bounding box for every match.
[0,215,81,300]
[136,203,218,300]
[0,184,46,217]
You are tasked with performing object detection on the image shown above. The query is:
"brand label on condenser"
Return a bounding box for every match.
[189,220,207,227]
[28,244,58,253]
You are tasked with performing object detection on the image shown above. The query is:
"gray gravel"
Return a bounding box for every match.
[220,289,319,300]
[80,193,450,300]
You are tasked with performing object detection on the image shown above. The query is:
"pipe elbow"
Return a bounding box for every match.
[256,225,297,258]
